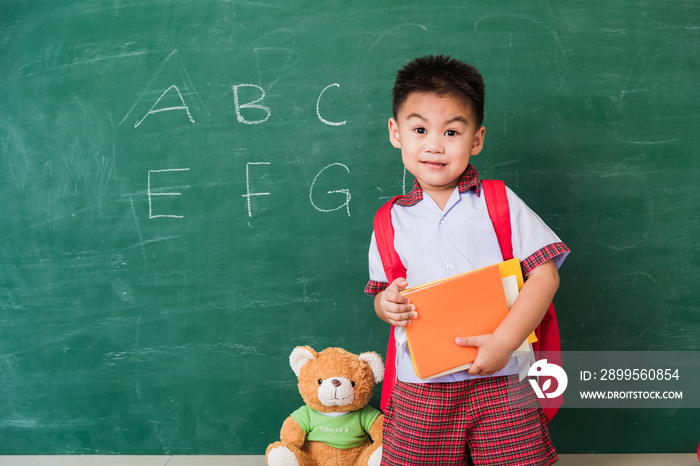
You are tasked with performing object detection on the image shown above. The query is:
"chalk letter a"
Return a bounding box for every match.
[134,85,196,128]
[119,49,208,128]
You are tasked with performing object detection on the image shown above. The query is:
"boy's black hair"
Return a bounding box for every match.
[392,55,485,127]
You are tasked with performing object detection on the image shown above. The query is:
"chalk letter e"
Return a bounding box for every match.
[148,168,190,219]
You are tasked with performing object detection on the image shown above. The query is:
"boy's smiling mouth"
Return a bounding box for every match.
[422,161,447,168]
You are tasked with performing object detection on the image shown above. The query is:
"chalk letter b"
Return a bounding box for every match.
[232,84,271,125]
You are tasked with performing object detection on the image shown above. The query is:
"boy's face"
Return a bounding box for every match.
[388,92,485,202]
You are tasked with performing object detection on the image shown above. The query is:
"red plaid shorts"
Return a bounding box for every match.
[381,376,558,465]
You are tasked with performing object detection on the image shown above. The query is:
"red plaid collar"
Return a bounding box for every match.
[395,164,481,207]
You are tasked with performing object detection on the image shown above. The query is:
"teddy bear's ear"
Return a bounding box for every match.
[289,346,316,377]
[359,352,384,384]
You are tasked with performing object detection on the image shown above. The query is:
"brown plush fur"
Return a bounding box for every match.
[266,347,384,466]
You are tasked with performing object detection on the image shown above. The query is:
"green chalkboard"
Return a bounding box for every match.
[2,0,699,455]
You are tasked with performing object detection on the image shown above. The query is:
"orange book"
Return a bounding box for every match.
[402,259,529,380]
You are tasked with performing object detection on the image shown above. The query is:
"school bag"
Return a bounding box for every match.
[372,179,562,423]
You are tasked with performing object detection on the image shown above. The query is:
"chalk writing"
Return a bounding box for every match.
[316,83,346,127]
[309,163,351,217]
[119,49,208,127]
[127,51,361,220]
[242,162,271,217]
[134,85,195,128]
[123,50,350,127]
[232,84,271,125]
[147,168,191,219]
[145,162,363,219]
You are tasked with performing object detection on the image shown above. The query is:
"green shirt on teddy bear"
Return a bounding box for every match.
[291,405,381,449]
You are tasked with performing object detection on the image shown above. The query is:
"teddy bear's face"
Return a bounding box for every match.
[317,374,355,407]
[290,346,384,414]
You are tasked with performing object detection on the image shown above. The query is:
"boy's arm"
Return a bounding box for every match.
[456,259,560,376]
[374,278,417,327]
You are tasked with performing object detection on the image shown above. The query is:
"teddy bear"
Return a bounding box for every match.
[265,346,384,466]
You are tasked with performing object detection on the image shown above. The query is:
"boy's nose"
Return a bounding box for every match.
[425,135,444,153]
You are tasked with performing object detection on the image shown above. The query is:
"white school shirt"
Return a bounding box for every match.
[368,182,568,383]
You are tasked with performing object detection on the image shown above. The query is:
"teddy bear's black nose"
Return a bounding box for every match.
[332,379,342,387]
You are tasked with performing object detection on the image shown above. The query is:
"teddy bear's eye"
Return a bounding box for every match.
[318,379,323,385]
[351,381,355,387]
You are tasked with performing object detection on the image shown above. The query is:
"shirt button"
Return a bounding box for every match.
[446,263,455,271]
[440,217,448,224]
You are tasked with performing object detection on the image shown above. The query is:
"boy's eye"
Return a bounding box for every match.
[414,127,427,134]
[445,130,458,136]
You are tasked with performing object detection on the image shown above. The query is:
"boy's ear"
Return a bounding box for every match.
[388,118,402,149]
[471,126,486,156]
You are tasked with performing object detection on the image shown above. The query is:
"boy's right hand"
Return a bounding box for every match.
[374,278,417,327]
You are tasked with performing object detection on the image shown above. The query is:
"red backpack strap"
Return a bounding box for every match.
[533,301,563,423]
[374,195,407,284]
[372,196,405,413]
[482,180,514,261]
[482,180,562,423]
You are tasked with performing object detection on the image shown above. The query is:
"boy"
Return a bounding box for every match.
[365,55,569,465]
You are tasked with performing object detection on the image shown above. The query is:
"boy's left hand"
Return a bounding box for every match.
[455,334,511,376]
[456,260,560,376]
